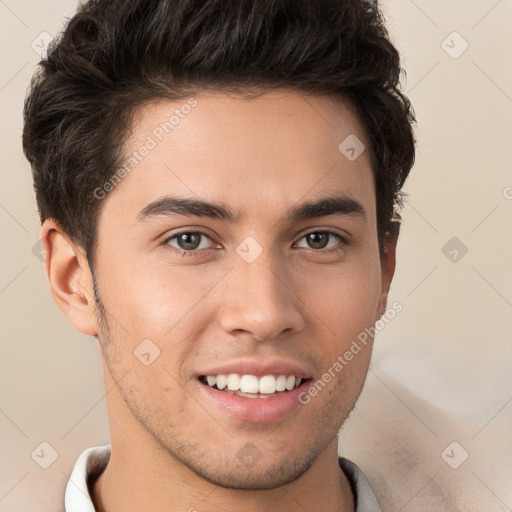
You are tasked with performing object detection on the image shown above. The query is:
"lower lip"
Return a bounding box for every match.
[197,379,310,423]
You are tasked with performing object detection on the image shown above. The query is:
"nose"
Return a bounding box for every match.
[219,252,306,342]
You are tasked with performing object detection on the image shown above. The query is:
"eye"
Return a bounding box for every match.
[162,229,346,256]
[164,231,215,255]
[295,231,345,251]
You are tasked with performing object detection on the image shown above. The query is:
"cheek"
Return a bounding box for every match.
[300,258,383,340]
[101,258,221,337]
[97,259,226,386]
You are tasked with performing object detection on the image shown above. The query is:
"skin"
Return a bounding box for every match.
[42,89,397,512]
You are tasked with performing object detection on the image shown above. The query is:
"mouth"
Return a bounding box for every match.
[198,373,312,399]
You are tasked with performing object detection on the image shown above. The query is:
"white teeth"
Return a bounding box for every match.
[259,375,276,394]
[240,374,260,393]
[227,373,241,391]
[276,375,287,392]
[202,373,305,394]
[216,374,227,390]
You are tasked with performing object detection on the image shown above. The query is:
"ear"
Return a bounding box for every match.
[40,219,99,336]
[377,222,399,319]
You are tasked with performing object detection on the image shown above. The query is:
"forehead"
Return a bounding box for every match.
[99,89,375,227]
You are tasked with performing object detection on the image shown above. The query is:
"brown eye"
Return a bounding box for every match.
[165,231,214,253]
[296,231,344,250]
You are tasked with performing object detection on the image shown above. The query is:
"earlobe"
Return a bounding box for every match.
[377,223,399,318]
[40,219,99,337]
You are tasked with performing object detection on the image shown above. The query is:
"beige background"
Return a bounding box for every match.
[1,1,511,511]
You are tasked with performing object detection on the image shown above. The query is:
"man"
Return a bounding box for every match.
[22,0,415,510]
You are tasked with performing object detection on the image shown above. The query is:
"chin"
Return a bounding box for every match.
[197,466,304,490]
[181,450,317,491]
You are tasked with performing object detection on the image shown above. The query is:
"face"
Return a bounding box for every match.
[89,89,394,489]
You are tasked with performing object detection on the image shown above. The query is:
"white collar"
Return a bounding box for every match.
[65,445,110,512]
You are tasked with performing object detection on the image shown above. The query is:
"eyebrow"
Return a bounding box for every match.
[135,193,366,224]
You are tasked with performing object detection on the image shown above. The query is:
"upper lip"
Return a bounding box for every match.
[197,359,314,379]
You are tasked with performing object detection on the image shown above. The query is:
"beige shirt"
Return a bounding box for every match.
[64,445,384,512]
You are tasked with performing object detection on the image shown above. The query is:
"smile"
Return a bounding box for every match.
[197,373,312,422]
[199,373,306,398]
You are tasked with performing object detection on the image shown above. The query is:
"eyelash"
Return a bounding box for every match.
[162,230,347,257]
